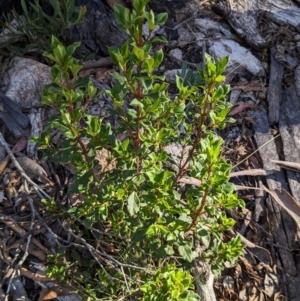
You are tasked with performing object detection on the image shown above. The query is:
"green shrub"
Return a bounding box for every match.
[0,0,86,56]
[37,0,244,299]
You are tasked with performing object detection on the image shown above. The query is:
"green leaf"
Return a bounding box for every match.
[132,45,145,61]
[21,0,29,18]
[178,245,198,262]
[68,207,78,213]
[87,82,97,98]
[66,41,81,57]
[147,10,156,30]
[130,98,144,108]
[153,49,164,68]
[148,36,168,44]
[53,44,66,64]
[216,55,229,74]
[156,12,168,25]
[127,192,140,216]
[114,4,130,24]
[132,0,150,14]
[215,75,225,83]
[164,245,175,255]
[73,76,89,89]
[176,75,184,90]
[111,71,127,85]
[108,46,124,68]
[60,111,71,125]
[120,40,129,58]
[86,115,101,136]
[43,52,61,64]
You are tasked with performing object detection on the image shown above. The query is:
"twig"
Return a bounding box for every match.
[24,180,37,221]
[264,242,292,252]
[271,159,300,173]
[229,169,268,177]
[120,266,131,294]
[48,161,62,189]
[60,221,154,274]
[233,134,281,169]
[171,15,198,30]
[165,54,199,68]
[4,235,32,301]
[59,222,126,283]
[82,57,113,69]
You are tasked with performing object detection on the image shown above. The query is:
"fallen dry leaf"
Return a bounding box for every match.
[79,68,97,77]
[264,272,276,297]
[12,137,28,153]
[228,229,272,264]
[228,102,258,116]
[224,288,238,301]
[262,185,300,225]
[15,156,52,184]
[38,288,58,301]
[38,285,73,301]
[95,68,113,81]
[96,148,116,172]
[223,275,235,289]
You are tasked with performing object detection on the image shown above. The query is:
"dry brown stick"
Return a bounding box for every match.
[229,169,268,177]
[177,177,201,186]
[19,267,56,282]
[82,57,113,69]
[271,159,300,173]
[177,175,265,191]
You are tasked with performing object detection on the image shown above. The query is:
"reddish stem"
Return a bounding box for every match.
[174,83,214,183]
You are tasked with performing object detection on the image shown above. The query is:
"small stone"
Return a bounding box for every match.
[194,32,205,48]
[168,48,183,63]
[1,57,51,109]
[208,39,265,77]
[143,22,160,39]
[164,69,182,83]
[177,27,194,48]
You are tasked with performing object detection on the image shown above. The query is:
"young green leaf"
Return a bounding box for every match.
[127,192,140,216]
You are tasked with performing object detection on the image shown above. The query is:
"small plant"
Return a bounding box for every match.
[38,0,244,299]
[0,0,86,56]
